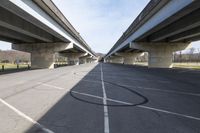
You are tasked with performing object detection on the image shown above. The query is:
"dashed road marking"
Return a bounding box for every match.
[81,79,200,97]
[72,90,104,100]
[100,64,110,133]
[71,90,200,121]
[137,86,200,97]
[37,82,65,90]
[137,105,200,121]
[0,98,54,133]
[122,85,200,97]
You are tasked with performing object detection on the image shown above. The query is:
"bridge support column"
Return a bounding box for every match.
[79,54,93,64]
[110,56,123,64]
[79,57,87,64]
[148,47,174,68]
[31,51,55,69]
[12,43,73,69]
[116,53,142,65]
[68,55,80,65]
[105,57,112,63]
[61,53,88,65]
[130,42,190,68]
[87,58,92,63]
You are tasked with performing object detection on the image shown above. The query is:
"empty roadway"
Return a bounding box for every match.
[0,63,200,133]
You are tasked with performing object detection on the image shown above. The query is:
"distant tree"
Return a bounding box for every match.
[1,60,9,63]
[189,47,195,62]
[0,50,30,64]
[198,48,200,63]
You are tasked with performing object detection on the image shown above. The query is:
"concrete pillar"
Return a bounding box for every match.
[80,55,94,64]
[116,53,142,65]
[79,57,87,64]
[68,56,80,65]
[31,51,55,69]
[12,43,74,69]
[148,47,173,68]
[107,58,112,63]
[130,42,191,68]
[86,58,92,63]
[124,56,134,64]
[105,57,112,63]
[110,56,123,64]
[61,53,89,65]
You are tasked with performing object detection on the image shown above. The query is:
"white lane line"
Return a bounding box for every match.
[37,82,65,90]
[122,84,200,97]
[72,91,104,100]
[81,79,200,97]
[137,105,200,121]
[0,98,54,133]
[103,75,170,83]
[71,91,200,121]
[137,86,200,97]
[72,90,133,105]
[100,64,110,133]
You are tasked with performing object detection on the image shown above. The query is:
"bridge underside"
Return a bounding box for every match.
[0,2,68,44]
[135,5,200,43]
[106,0,200,68]
[0,0,96,69]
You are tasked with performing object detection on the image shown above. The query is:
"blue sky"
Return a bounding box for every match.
[52,0,151,53]
[0,0,200,53]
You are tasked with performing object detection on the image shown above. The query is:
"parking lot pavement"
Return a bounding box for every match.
[0,63,200,133]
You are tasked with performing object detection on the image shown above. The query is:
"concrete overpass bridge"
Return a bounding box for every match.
[0,0,96,69]
[105,0,200,68]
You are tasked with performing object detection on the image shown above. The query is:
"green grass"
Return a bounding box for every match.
[0,63,29,70]
[135,62,200,70]
[173,64,200,70]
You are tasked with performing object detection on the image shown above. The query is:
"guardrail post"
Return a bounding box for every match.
[2,65,4,71]
[28,65,30,69]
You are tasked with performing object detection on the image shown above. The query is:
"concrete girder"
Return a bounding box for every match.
[135,1,200,42]
[2,0,94,56]
[0,0,69,42]
[130,42,191,68]
[0,36,22,44]
[149,8,200,42]
[168,26,200,42]
[0,26,37,43]
[0,0,95,57]
[184,35,200,42]
[0,6,55,42]
[106,0,193,57]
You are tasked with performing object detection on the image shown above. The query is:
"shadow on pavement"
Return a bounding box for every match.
[25,63,148,133]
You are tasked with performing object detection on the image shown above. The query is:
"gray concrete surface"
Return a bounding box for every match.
[0,63,200,133]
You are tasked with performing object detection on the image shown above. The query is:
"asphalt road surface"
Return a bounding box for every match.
[0,63,200,133]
